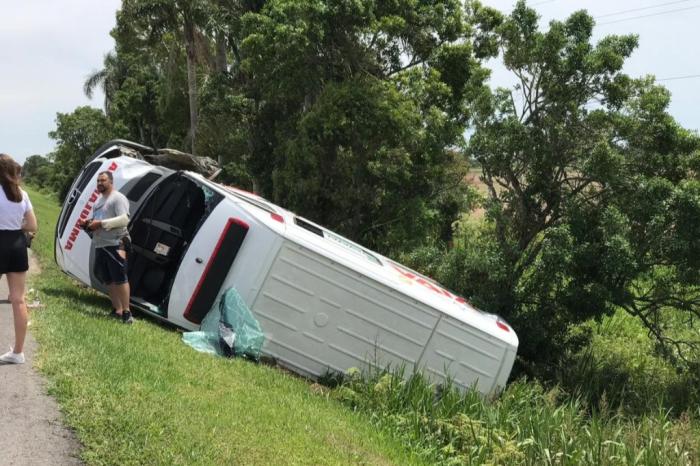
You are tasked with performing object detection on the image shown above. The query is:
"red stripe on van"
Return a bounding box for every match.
[183,218,250,323]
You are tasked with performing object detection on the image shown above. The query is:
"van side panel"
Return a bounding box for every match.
[251,241,440,378]
[418,315,511,393]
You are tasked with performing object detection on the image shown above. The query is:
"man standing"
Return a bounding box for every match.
[79,171,134,324]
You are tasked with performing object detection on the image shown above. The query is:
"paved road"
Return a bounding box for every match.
[0,256,83,466]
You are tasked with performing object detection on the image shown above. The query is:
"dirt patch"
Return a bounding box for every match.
[465,168,488,194]
[323,431,396,466]
[464,168,488,219]
[28,249,41,273]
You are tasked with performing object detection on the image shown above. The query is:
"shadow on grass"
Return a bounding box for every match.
[40,281,182,333]
[40,284,114,319]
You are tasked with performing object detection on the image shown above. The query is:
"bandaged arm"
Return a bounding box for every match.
[101,213,129,230]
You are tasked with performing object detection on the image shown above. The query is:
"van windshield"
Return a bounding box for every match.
[58,161,103,237]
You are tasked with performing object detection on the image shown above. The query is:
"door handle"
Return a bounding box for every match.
[195,257,204,264]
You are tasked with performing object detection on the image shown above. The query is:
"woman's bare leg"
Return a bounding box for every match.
[6,272,28,353]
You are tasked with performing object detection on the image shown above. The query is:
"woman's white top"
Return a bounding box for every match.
[0,188,33,230]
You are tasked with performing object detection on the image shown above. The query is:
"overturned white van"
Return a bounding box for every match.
[55,140,518,395]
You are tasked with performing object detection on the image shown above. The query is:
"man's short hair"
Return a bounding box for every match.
[98,171,113,182]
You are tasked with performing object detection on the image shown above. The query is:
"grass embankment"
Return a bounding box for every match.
[26,187,423,465]
[26,187,700,465]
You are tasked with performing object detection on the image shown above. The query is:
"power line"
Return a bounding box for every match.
[597,5,700,25]
[658,73,700,81]
[595,0,699,19]
[531,0,697,12]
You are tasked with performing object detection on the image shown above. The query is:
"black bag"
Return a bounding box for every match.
[119,235,132,254]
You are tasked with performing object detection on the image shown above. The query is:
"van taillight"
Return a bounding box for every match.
[496,319,510,332]
[271,213,284,223]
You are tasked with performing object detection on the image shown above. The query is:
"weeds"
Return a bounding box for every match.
[559,311,700,417]
[333,367,699,465]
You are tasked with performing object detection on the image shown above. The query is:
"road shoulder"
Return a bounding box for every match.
[0,252,83,466]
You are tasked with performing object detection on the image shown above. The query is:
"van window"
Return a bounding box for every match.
[294,217,323,237]
[323,230,383,266]
[126,172,162,201]
[295,216,382,266]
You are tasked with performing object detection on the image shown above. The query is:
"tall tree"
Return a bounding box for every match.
[117,0,215,155]
[21,155,52,187]
[48,107,116,199]
[84,51,126,115]
[460,2,700,375]
[239,0,496,251]
[195,0,266,170]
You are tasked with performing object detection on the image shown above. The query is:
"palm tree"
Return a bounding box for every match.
[119,0,214,156]
[84,52,124,115]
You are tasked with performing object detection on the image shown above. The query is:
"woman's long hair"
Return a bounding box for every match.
[0,154,23,203]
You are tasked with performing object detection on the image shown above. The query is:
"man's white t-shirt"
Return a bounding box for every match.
[92,190,130,248]
[0,188,33,230]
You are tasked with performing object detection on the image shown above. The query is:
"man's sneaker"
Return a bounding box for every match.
[0,348,25,364]
[122,310,134,324]
[109,309,121,319]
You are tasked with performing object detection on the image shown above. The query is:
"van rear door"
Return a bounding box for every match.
[165,194,251,329]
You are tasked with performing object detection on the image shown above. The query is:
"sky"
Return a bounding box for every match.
[1,1,121,163]
[481,0,700,132]
[1,1,699,164]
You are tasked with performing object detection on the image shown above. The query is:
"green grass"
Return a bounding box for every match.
[26,187,424,466]
[25,186,700,465]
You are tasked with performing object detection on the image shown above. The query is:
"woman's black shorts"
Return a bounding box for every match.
[0,230,29,274]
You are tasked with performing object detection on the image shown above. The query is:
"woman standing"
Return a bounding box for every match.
[0,154,37,364]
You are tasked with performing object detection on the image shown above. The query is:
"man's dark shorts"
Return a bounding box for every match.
[95,246,128,285]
